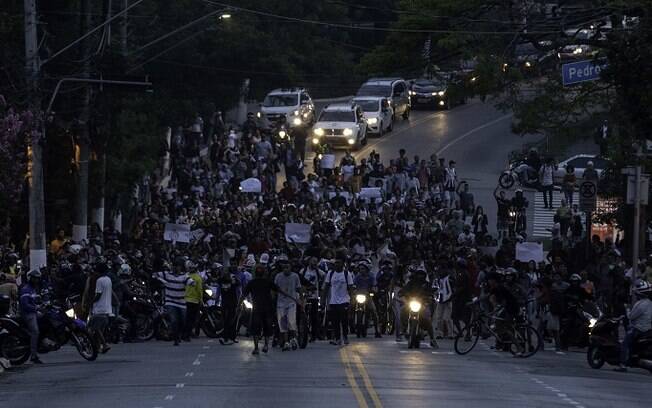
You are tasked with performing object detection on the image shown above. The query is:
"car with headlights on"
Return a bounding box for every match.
[408,77,464,110]
[311,103,368,149]
[258,88,315,129]
[352,96,393,137]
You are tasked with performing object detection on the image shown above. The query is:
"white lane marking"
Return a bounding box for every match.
[164,395,175,401]
[176,383,185,388]
[431,351,454,355]
[436,113,513,155]
[198,354,205,358]
[556,351,567,355]
[530,377,583,407]
[192,360,201,366]
[184,372,194,377]
[207,339,214,343]
[202,346,210,349]
[399,350,422,354]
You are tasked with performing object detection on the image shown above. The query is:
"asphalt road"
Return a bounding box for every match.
[1,336,650,408]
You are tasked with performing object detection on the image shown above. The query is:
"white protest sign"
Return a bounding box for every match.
[240,177,262,193]
[284,223,311,244]
[164,223,191,243]
[359,187,382,201]
[515,242,544,263]
[321,154,335,169]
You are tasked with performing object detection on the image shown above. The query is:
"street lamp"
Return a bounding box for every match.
[220,13,231,19]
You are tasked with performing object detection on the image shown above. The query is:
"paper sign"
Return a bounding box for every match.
[164,223,191,243]
[359,187,382,201]
[240,177,262,193]
[321,154,335,169]
[284,223,311,244]
[515,242,544,263]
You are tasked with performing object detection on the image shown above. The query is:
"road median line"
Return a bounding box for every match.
[351,352,383,408]
[340,348,369,408]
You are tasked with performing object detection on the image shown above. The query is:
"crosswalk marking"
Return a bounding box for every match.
[532,191,580,238]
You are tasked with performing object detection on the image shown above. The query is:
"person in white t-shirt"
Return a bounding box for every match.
[322,255,354,345]
[88,263,113,354]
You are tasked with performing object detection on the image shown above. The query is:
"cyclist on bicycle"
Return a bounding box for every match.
[486,271,520,353]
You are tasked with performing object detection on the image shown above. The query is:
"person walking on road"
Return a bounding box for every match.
[183,261,203,341]
[273,256,302,351]
[539,158,556,209]
[88,263,113,354]
[322,254,354,346]
[562,165,576,207]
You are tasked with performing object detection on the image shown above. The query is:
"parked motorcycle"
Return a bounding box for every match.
[587,316,652,372]
[375,289,394,335]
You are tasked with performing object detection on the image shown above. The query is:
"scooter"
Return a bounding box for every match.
[352,293,370,338]
[499,161,540,190]
[587,315,652,372]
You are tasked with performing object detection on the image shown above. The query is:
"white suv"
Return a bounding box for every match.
[258,88,315,128]
[352,96,393,137]
[311,103,368,149]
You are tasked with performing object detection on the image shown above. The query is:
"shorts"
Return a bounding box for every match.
[251,307,274,337]
[277,303,297,333]
[88,314,109,331]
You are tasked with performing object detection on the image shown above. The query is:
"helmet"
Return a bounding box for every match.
[569,274,582,282]
[119,263,132,277]
[515,188,523,194]
[211,262,223,271]
[69,244,82,255]
[633,280,652,295]
[27,269,42,279]
[274,254,289,264]
[357,259,372,271]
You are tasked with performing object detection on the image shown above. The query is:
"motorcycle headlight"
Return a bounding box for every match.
[243,299,253,310]
[438,91,445,96]
[293,110,299,116]
[347,138,355,145]
[292,117,302,126]
[256,112,262,118]
[279,130,287,139]
[355,294,367,304]
[205,289,213,297]
[409,300,422,313]
[302,112,309,119]
[65,308,76,319]
[589,318,597,328]
[312,137,320,145]
[343,128,353,136]
[367,117,377,125]
[314,128,324,136]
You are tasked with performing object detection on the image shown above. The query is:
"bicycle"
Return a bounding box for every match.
[454,298,541,358]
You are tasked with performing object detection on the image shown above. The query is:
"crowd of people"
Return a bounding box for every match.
[0,112,650,368]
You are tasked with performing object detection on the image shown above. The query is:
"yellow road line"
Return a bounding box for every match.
[340,348,369,408]
[351,352,383,408]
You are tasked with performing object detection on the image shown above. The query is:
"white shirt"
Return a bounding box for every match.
[326,270,354,305]
[92,276,113,315]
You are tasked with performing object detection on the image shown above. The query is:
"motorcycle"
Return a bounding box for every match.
[0,295,31,366]
[407,298,424,349]
[352,292,371,338]
[199,288,224,338]
[499,161,539,190]
[35,297,97,361]
[560,301,599,349]
[587,316,652,372]
[507,206,527,237]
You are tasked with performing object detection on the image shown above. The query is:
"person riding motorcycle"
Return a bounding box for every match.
[399,267,438,349]
[113,263,138,342]
[615,280,652,372]
[352,260,382,338]
[19,269,43,364]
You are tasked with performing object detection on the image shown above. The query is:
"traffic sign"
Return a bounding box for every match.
[579,181,597,212]
[626,174,650,205]
[562,60,607,86]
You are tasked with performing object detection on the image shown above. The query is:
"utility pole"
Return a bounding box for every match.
[73,0,92,243]
[24,0,47,269]
[631,144,643,283]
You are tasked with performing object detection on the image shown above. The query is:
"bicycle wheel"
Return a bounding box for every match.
[510,325,541,358]
[454,322,480,355]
